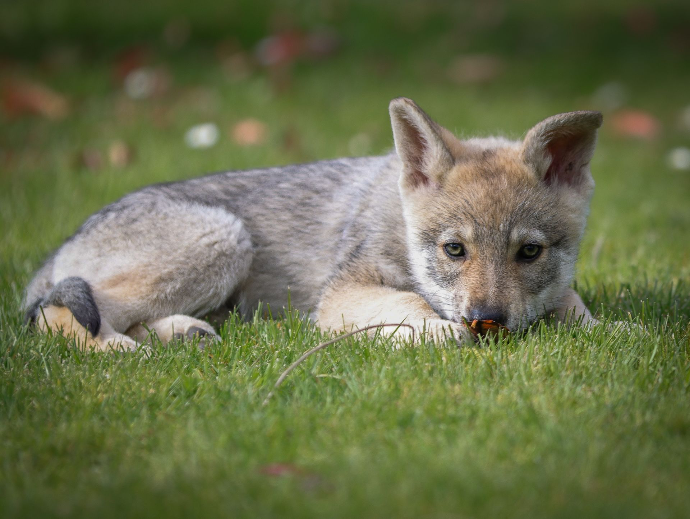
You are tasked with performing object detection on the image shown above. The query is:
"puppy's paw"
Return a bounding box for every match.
[104,333,140,353]
[576,317,645,336]
[389,318,473,346]
[173,325,221,350]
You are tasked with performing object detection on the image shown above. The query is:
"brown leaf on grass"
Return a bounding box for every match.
[624,6,657,37]
[259,463,305,477]
[77,149,104,171]
[150,105,172,129]
[282,125,302,155]
[220,52,254,83]
[108,141,135,168]
[448,54,503,85]
[1,78,70,120]
[254,28,341,93]
[304,29,341,59]
[0,56,15,73]
[255,32,305,67]
[217,39,255,82]
[231,119,267,146]
[255,28,341,66]
[112,46,152,84]
[123,67,172,100]
[163,19,191,49]
[180,87,220,115]
[258,463,330,493]
[609,110,661,139]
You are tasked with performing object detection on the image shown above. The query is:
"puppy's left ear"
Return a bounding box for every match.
[521,111,603,190]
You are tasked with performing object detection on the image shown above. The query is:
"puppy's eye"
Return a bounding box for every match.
[517,244,542,261]
[444,243,466,258]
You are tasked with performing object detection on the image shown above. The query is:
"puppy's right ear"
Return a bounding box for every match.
[389,98,454,191]
[521,111,603,191]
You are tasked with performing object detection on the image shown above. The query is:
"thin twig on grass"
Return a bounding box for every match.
[262,323,415,406]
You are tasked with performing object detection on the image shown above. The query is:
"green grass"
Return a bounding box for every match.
[1,1,690,517]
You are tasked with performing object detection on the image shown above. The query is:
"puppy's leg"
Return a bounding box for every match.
[556,288,644,332]
[317,281,471,344]
[126,315,219,348]
[36,305,137,351]
[28,200,253,347]
[555,288,597,325]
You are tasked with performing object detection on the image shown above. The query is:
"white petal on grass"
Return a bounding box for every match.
[185,123,219,149]
[667,147,690,171]
[124,68,157,99]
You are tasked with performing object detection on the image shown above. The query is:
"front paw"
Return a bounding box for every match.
[393,318,473,345]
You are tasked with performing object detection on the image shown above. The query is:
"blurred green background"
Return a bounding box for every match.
[1,0,689,291]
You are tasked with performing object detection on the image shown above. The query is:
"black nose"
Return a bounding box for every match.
[469,306,507,325]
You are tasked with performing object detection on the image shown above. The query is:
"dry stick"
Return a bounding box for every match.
[262,323,416,406]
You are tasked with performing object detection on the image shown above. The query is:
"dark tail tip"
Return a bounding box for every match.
[24,298,44,326]
[37,277,101,336]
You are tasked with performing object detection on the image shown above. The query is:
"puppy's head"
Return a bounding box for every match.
[389,97,602,330]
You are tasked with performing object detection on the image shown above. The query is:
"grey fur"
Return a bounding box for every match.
[25,97,603,347]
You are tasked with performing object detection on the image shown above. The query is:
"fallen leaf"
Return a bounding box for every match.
[181,87,220,115]
[112,46,151,84]
[108,141,134,168]
[258,463,330,493]
[221,52,254,82]
[232,119,267,146]
[123,67,171,100]
[609,109,661,139]
[0,57,15,73]
[259,463,304,477]
[255,32,304,67]
[1,78,70,119]
[282,125,302,154]
[150,105,172,129]
[77,149,104,171]
[448,54,503,85]
[304,28,341,59]
[163,19,191,49]
[625,6,657,36]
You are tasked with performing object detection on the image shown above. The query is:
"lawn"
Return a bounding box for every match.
[1,1,690,517]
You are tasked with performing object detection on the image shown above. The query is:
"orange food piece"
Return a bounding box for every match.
[463,318,509,338]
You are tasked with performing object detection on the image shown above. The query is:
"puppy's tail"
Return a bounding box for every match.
[24,276,101,336]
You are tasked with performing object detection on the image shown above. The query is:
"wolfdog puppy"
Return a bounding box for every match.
[24,98,602,349]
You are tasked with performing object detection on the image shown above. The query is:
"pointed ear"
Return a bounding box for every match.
[389,97,454,191]
[521,111,603,190]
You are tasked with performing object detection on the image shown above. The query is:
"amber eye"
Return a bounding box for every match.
[444,243,466,258]
[517,244,542,261]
